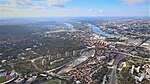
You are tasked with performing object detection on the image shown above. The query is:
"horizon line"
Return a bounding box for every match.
[0,16,150,19]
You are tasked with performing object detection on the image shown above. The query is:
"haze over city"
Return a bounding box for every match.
[0,0,150,17]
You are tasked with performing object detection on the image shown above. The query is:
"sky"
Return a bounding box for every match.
[0,0,149,18]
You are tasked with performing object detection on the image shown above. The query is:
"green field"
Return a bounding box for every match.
[0,76,6,83]
[45,80,59,84]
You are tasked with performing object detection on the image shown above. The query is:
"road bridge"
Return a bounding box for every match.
[128,37,150,53]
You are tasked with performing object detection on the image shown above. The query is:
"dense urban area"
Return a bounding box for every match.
[0,17,150,84]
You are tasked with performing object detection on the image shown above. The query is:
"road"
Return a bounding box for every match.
[128,37,150,53]
[109,51,144,84]
[31,56,43,70]
[30,48,84,72]
[109,54,126,84]
[57,48,95,74]
[110,65,117,84]
[109,50,150,84]
[29,47,96,81]
[109,37,149,84]
[46,48,96,81]
[68,49,95,67]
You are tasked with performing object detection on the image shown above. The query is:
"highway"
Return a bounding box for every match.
[69,49,95,67]
[110,65,117,84]
[109,37,149,84]
[109,49,150,84]
[57,48,95,74]
[45,48,96,81]
[29,36,149,84]
[128,37,150,53]
[29,47,95,81]
[31,56,43,70]
[109,54,126,84]
[30,48,84,72]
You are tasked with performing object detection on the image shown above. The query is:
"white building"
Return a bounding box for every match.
[26,76,37,84]
[118,62,126,71]
[42,59,46,66]
[131,65,135,74]
[134,73,145,82]
[143,64,150,79]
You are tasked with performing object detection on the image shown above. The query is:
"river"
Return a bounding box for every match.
[86,23,113,37]
[64,22,114,37]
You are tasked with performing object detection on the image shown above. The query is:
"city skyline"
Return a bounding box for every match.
[0,0,149,18]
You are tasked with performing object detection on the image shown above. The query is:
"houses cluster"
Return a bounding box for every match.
[68,62,99,84]
[66,42,117,84]
[95,44,116,65]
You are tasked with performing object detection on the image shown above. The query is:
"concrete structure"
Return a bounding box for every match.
[118,62,126,72]
[131,65,140,74]
[76,80,81,84]
[65,51,68,57]
[131,65,135,74]
[26,76,37,84]
[15,78,25,84]
[73,50,76,56]
[42,59,48,67]
[145,69,150,79]
[139,73,145,82]
[48,55,51,61]
[96,56,107,61]
[1,60,7,66]
[143,64,150,79]
[135,66,140,73]
[134,73,145,82]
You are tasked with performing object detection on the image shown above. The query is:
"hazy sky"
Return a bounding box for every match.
[0,0,149,18]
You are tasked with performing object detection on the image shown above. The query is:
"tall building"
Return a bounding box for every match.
[48,55,51,61]
[65,51,68,57]
[73,50,76,56]
[57,53,61,59]
[42,59,46,66]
